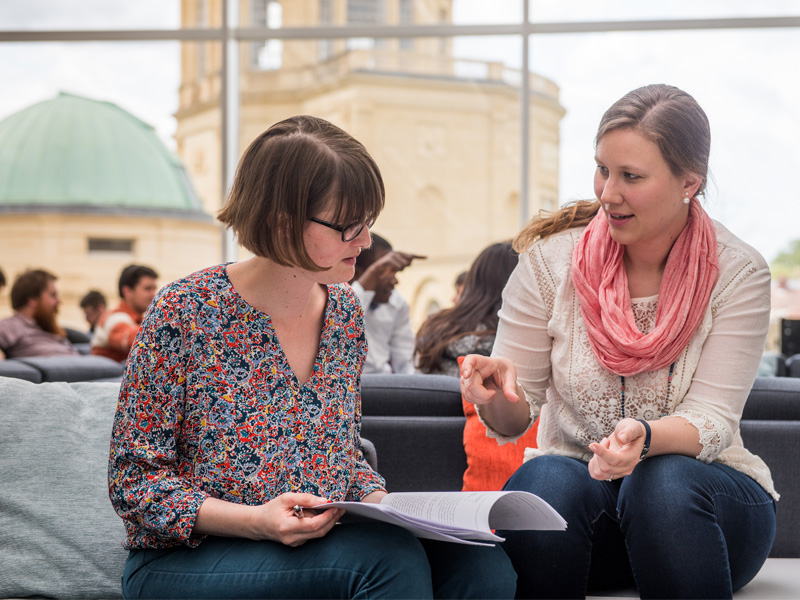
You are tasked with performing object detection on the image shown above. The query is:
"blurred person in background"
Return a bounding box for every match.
[91,264,158,362]
[415,241,517,377]
[0,269,78,359]
[80,289,107,334]
[416,241,538,493]
[452,270,467,304]
[351,233,424,374]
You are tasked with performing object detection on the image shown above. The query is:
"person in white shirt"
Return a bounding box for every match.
[351,234,424,374]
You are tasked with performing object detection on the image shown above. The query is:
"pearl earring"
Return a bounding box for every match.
[683,192,691,204]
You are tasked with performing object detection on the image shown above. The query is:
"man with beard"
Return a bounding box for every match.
[0,269,78,359]
[351,233,424,374]
[91,264,158,362]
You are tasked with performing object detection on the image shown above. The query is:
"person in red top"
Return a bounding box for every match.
[91,264,158,362]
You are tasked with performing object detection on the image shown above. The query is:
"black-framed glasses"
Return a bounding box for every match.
[308,217,373,242]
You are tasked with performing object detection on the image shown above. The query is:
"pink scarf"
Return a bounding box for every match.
[572,198,718,376]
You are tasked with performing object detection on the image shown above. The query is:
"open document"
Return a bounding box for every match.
[317,491,567,546]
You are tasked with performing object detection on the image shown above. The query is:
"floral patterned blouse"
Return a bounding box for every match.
[108,264,386,549]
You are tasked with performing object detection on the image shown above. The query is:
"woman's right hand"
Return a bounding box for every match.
[252,493,344,547]
[460,354,521,405]
[194,493,344,547]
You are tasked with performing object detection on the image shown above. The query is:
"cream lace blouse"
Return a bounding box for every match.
[487,221,778,500]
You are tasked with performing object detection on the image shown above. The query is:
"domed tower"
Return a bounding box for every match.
[0,92,221,328]
[176,0,564,325]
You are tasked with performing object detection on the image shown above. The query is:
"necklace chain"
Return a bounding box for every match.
[620,362,675,419]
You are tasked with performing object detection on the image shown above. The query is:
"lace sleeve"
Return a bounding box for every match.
[676,410,729,462]
[486,247,554,442]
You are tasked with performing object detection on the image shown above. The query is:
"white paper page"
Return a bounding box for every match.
[381,491,505,533]
[489,491,567,531]
[319,501,502,545]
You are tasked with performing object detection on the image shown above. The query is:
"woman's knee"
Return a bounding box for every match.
[504,455,590,496]
[332,523,433,595]
[618,455,710,523]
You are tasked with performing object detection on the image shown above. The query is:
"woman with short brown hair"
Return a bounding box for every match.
[110,115,515,599]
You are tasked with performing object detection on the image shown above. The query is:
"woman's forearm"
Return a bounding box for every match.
[649,416,703,458]
[193,496,260,539]
[476,382,534,438]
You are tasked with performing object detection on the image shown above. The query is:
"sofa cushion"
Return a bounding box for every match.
[361,415,467,492]
[0,376,126,599]
[0,358,43,383]
[16,355,124,382]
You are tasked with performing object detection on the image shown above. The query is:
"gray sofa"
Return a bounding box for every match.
[361,374,800,559]
[0,355,124,383]
[0,374,798,599]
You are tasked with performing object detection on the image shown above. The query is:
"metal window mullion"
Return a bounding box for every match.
[221,0,239,262]
[520,4,531,229]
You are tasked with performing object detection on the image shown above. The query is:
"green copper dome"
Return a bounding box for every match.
[0,92,205,216]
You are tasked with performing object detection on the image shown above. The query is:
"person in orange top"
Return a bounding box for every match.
[91,265,158,362]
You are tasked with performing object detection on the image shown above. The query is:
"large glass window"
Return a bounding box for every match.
[1,0,798,332]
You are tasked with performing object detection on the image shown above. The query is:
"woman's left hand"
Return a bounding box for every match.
[588,418,647,481]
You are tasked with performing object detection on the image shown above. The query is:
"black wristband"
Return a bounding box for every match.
[637,419,651,461]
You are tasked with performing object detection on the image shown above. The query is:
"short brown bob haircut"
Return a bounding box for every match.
[218,115,385,271]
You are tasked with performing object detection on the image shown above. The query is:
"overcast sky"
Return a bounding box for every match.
[1,1,798,263]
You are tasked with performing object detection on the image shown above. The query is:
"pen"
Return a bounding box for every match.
[293,505,304,519]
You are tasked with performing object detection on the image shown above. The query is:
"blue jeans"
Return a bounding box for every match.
[122,522,516,599]
[499,455,775,599]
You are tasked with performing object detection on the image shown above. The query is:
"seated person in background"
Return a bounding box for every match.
[0,269,78,359]
[452,270,467,304]
[79,290,107,334]
[91,265,158,362]
[416,242,517,377]
[415,241,537,491]
[351,233,424,374]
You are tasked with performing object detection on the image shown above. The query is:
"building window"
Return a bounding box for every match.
[251,0,283,71]
[88,238,134,254]
[347,0,385,24]
[347,0,386,51]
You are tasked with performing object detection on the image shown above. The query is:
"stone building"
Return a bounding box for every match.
[0,93,220,329]
[176,0,565,325]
